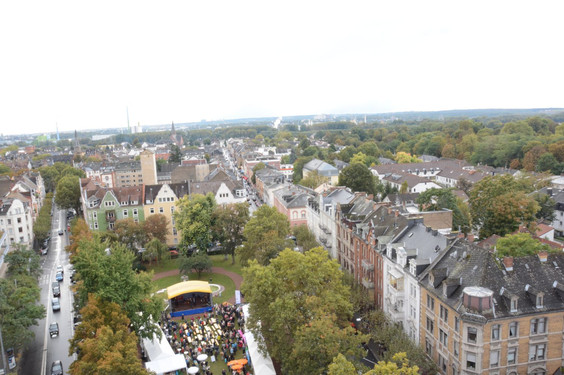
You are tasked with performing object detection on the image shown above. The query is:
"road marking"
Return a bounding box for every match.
[41,266,55,375]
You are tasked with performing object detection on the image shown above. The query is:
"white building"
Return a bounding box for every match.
[382,221,448,343]
[0,198,34,246]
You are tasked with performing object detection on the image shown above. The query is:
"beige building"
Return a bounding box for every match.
[143,183,189,246]
[114,162,143,187]
[140,149,158,185]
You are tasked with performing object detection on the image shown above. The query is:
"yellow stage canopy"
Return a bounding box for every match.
[167,281,212,299]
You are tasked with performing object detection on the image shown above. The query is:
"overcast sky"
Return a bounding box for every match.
[1,1,563,135]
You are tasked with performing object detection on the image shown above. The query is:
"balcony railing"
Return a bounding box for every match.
[362,278,375,289]
[361,259,374,271]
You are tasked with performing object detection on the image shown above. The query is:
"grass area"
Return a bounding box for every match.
[153,272,236,305]
[146,254,245,277]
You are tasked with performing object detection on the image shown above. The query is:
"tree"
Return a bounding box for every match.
[536,152,563,174]
[143,238,170,265]
[288,315,367,375]
[242,248,354,374]
[66,218,92,258]
[0,163,11,175]
[327,354,358,375]
[522,145,547,171]
[292,224,319,252]
[169,144,182,163]
[113,218,147,250]
[55,175,81,213]
[238,205,291,266]
[61,166,86,179]
[212,203,250,264]
[469,175,539,238]
[174,193,216,253]
[292,156,314,183]
[329,352,420,375]
[495,233,553,257]
[72,238,163,339]
[5,246,41,278]
[251,162,266,184]
[143,214,169,243]
[394,152,421,164]
[179,252,213,278]
[338,163,375,195]
[69,295,150,375]
[300,170,328,189]
[533,193,555,221]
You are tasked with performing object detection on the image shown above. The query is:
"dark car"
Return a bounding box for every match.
[49,322,59,338]
[52,282,60,297]
[51,360,63,375]
[58,229,64,236]
[52,298,60,312]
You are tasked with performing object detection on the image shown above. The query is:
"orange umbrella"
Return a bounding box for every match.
[231,364,243,370]
[236,358,248,366]
[227,360,239,366]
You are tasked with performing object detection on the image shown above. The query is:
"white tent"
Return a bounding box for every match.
[142,327,187,374]
[242,304,276,375]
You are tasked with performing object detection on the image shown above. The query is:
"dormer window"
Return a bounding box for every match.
[409,260,416,276]
[536,294,544,309]
[510,297,518,313]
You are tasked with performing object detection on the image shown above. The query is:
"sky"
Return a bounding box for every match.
[1,0,563,135]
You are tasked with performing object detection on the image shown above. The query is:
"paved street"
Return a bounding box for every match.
[19,206,75,375]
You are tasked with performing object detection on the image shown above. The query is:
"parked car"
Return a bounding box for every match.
[49,322,59,338]
[52,282,60,297]
[40,247,48,255]
[52,298,60,312]
[55,271,63,282]
[58,229,63,236]
[169,250,179,259]
[56,265,64,274]
[50,360,63,375]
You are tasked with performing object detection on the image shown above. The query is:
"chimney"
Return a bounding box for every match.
[503,256,514,271]
[538,251,548,263]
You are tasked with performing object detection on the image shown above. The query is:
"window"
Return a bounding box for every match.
[507,347,516,365]
[491,324,500,341]
[440,305,448,322]
[170,206,175,213]
[426,316,434,334]
[467,327,477,343]
[123,210,128,217]
[425,338,433,356]
[466,352,476,370]
[292,211,298,219]
[509,322,518,338]
[454,317,460,332]
[536,294,544,308]
[530,318,547,335]
[490,350,499,368]
[453,340,459,357]
[18,227,23,233]
[410,284,416,298]
[173,227,177,235]
[510,297,518,312]
[439,329,448,346]
[17,217,21,223]
[427,295,435,310]
[301,210,306,219]
[529,343,546,361]
[108,222,114,230]
[531,369,546,375]
[438,354,447,372]
[133,209,138,216]
[410,306,416,319]
[93,211,97,219]
[7,219,11,225]
[134,219,138,223]
[150,208,155,214]
[159,207,164,213]
[94,222,98,229]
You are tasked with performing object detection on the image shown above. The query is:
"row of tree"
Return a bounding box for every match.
[32,192,54,247]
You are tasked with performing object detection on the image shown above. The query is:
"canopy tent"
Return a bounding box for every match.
[242,304,276,375]
[167,280,213,317]
[142,326,187,374]
[167,281,212,299]
[145,354,187,375]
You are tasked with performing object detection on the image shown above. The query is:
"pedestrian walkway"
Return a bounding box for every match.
[153,267,243,304]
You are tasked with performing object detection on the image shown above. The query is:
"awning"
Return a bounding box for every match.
[167,281,212,299]
[145,354,187,375]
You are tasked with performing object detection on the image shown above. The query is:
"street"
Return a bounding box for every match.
[19,206,75,375]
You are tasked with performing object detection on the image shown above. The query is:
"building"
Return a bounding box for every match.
[0,198,33,246]
[303,159,339,185]
[273,186,312,227]
[143,183,189,246]
[140,149,158,185]
[81,182,144,231]
[380,172,442,194]
[114,162,143,187]
[381,220,449,343]
[243,157,281,181]
[254,168,285,202]
[420,240,564,375]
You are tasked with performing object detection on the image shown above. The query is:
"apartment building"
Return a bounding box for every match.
[114,162,143,187]
[143,183,189,246]
[0,198,33,246]
[420,239,564,375]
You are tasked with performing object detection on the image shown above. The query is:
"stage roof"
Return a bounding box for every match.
[167,280,212,299]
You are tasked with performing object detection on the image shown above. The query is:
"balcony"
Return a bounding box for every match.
[362,278,375,289]
[105,210,116,222]
[361,259,374,271]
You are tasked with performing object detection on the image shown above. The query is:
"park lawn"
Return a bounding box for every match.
[153,272,236,305]
[147,254,245,277]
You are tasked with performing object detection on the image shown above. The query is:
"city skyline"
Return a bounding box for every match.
[1,0,563,136]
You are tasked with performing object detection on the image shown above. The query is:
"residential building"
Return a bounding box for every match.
[254,168,285,202]
[273,185,312,227]
[380,172,442,194]
[420,240,564,375]
[303,159,339,185]
[0,198,33,246]
[279,164,294,181]
[114,162,143,187]
[143,183,189,246]
[81,182,144,231]
[243,157,281,181]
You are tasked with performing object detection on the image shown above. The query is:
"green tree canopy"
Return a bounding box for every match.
[242,247,354,374]
[55,175,81,213]
[300,170,328,189]
[238,205,291,266]
[495,232,554,257]
[113,218,147,250]
[212,202,250,264]
[142,238,170,265]
[292,224,319,252]
[143,214,169,243]
[179,252,213,278]
[338,163,375,196]
[174,193,216,253]
[416,188,471,233]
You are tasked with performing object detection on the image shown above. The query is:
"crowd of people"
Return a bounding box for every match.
[160,302,252,375]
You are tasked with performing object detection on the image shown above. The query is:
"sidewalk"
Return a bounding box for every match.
[153,266,243,304]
